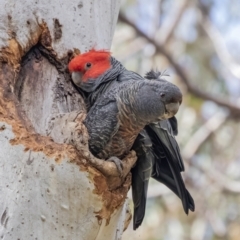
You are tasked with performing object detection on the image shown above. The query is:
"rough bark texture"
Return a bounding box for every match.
[0,1,136,239]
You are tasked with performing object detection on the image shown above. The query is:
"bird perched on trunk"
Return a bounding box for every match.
[84,77,181,161]
[68,49,194,229]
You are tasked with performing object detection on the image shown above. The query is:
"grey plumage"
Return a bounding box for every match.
[130,71,194,229]
[84,78,182,160]
[69,53,194,230]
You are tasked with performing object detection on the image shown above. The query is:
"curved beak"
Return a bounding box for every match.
[71,71,83,87]
[165,102,180,117]
[158,102,181,120]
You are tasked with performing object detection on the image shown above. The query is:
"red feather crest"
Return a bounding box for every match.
[68,49,111,81]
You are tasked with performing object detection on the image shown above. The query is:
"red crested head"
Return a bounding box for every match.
[68,49,111,82]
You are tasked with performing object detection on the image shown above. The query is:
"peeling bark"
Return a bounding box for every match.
[0,1,136,239]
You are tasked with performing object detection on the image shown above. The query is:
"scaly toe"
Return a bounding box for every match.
[106,156,123,178]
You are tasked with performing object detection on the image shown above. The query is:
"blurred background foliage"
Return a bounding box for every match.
[111,0,240,239]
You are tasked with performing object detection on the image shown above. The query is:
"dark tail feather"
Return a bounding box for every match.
[152,165,195,212]
[131,130,154,230]
[147,121,184,173]
[132,177,149,230]
[146,121,195,214]
[168,116,178,136]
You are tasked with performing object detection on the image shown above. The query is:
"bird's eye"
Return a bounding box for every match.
[160,93,165,97]
[85,62,92,69]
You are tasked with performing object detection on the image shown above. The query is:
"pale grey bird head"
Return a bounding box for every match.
[126,79,182,123]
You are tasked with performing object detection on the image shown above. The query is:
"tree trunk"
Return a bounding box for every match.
[0,1,135,239]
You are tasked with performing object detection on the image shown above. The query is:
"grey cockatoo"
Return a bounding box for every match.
[68,49,194,230]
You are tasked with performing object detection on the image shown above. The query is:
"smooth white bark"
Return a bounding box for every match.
[0,0,120,57]
[0,1,133,239]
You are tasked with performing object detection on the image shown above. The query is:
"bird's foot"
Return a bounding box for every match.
[70,113,137,182]
[48,111,137,189]
[106,156,124,178]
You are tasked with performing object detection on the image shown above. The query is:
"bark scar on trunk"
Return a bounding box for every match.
[1,20,134,229]
[0,1,130,236]
[49,111,137,190]
[48,110,136,223]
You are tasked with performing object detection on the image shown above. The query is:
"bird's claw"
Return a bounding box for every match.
[106,156,124,178]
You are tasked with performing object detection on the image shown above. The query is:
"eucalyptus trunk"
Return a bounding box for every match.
[0,1,136,239]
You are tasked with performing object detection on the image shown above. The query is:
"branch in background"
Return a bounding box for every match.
[115,38,146,61]
[202,165,240,193]
[140,109,229,198]
[134,108,239,196]
[206,211,227,237]
[128,184,172,199]
[118,11,240,196]
[202,19,240,79]
[182,110,240,193]
[158,0,190,45]
[182,111,229,160]
[198,4,240,80]
[118,13,240,116]
[151,0,162,34]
